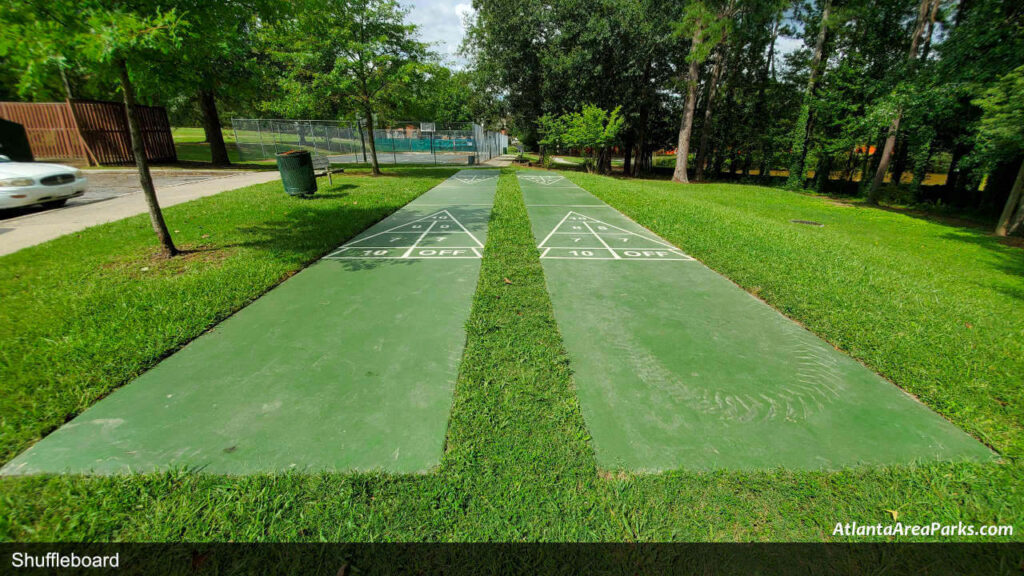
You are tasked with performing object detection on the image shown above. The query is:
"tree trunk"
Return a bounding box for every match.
[991,155,1024,234]
[858,146,872,186]
[118,59,177,257]
[363,107,381,175]
[861,135,887,195]
[994,158,1024,236]
[623,133,633,176]
[920,0,941,61]
[672,26,703,184]
[598,148,612,174]
[890,136,909,186]
[814,152,832,192]
[786,0,831,190]
[198,88,230,166]
[757,16,779,182]
[695,48,724,181]
[868,118,901,203]
[944,141,968,194]
[910,146,932,195]
[868,0,932,203]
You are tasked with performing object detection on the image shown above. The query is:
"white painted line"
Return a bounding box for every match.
[326,255,481,260]
[333,210,448,248]
[518,174,567,185]
[401,220,438,258]
[441,210,485,247]
[534,210,697,261]
[542,255,695,261]
[584,221,620,259]
[565,211,675,248]
[336,246,481,250]
[536,211,573,248]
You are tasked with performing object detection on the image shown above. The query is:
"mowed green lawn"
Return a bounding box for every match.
[0,168,1020,541]
[170,126,259,165]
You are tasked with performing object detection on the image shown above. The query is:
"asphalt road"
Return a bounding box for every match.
[0,170,244,222]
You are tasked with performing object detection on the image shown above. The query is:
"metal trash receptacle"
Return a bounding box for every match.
[275,150,317,196]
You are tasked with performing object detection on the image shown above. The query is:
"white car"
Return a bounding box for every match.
[0,155,87,209]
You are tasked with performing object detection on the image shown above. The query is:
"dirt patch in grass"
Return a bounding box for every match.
[102,244,236,277]
[998,235,1024,248]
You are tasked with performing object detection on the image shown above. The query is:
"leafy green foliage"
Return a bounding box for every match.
[676,0,733,65]
[972,65,1024,163]
[0,0,186,99]
[535,105,624,173]
[262,0,429,121]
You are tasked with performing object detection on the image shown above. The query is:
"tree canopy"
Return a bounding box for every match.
[3,0,1023,233]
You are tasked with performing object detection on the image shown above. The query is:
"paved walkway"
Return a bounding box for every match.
[483,154,516,167]
[0,170,280,257]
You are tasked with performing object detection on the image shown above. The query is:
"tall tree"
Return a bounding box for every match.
[973,65,1024,236]
[785,0,831,190]
[267,0,428,175]
[694,45,725,181]
[672,0,732,183]
[866,0,934,203]
[4,0,184,256]
[155,1,279,166]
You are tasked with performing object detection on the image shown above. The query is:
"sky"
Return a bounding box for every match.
[406,0,475,67]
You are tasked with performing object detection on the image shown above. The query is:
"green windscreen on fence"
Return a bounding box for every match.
[230,119,507,166]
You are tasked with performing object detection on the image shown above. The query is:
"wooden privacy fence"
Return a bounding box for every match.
[0,100,176,165]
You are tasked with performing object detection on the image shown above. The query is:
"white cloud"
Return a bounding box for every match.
[405,0,476,67]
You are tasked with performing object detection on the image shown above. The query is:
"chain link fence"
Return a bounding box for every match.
[231,119,508,166]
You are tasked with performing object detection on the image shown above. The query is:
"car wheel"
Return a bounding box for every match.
[44,198,68,207]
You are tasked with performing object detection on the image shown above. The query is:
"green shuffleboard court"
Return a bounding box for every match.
[2,170,499,475]
[517,172,994,471]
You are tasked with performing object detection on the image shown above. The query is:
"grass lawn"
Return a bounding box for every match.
[1,168,1020,541]
[171,126,260,165]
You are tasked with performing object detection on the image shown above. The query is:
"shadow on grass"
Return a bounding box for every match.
[937,230,1024,286]
[297,184,356,200]
[229,193,491,273]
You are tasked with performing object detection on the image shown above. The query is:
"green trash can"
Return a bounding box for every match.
[275,150,317,196]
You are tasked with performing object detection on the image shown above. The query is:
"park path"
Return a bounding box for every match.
[483,154,516,167]
[0,170,280,257]
[517,172,993,471]
[1,170,499,475]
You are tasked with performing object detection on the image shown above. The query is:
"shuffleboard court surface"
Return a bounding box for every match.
[518,172,994,471]
[2,170,499,475]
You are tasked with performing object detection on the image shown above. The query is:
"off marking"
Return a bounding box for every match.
[324,210,484,260]
[537,211,695,261]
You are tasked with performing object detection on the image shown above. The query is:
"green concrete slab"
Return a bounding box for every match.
[2,170,499,476]
[518,172,994,471]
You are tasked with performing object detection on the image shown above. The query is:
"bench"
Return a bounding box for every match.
[311,154,343,185]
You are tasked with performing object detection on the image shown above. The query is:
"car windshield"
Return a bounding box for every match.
[0,155,11,163]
